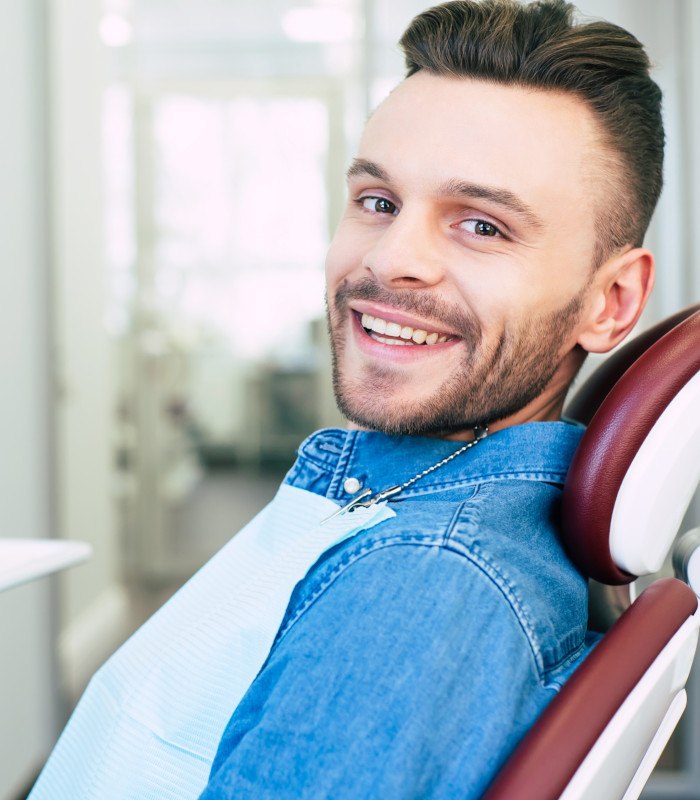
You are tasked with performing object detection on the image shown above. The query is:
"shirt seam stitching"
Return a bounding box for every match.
[272,536,576,685]
[444,482,579,680]
[327,430,359,498]
[388,470,570,496]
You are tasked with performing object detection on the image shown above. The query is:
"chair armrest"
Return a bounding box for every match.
[482,579,699,800]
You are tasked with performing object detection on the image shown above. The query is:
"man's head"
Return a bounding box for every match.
[325,0,662,439]
[399,0,664,268]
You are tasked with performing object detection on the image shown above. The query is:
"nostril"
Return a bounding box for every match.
[390,276,424,287]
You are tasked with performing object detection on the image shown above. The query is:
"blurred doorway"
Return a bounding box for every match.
[107,80,344,582]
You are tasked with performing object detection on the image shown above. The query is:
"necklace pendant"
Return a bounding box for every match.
[320,488,374,525]
[474,425,488,441]
[366,485,403,504]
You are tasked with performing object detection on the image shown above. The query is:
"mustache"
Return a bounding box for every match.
[332,278,482,343]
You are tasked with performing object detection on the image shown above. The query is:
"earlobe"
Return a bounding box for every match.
[577,247,655,354]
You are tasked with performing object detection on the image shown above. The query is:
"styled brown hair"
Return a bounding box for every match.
[399,0,664,266]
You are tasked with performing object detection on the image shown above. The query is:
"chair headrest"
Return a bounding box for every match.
[561,305,700,585]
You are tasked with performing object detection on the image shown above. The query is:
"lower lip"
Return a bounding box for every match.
[351,311,459,361]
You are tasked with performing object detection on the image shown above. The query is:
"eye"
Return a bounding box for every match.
[460,219,502,237]
[359,196,398,215]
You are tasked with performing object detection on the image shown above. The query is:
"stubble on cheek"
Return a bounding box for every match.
[325,277,587,437]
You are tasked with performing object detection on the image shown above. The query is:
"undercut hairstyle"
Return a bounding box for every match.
[399,0,664,267]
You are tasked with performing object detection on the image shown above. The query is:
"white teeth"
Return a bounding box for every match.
[360,312,451,346]
[370,334,413,345]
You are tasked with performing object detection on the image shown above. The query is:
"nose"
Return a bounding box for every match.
[362,208,445,289]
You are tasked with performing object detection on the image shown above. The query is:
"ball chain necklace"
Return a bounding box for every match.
[321,424,489,524]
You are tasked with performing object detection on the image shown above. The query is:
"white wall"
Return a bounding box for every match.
[0,3,125,794]
[0,2,59,795]
[48,0,127,701]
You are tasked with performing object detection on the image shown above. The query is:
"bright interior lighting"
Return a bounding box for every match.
[99,14,133,48]
[282,7,354,43]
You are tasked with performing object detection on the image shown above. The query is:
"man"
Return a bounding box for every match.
[31,1,662,798]
[200,1,661,797]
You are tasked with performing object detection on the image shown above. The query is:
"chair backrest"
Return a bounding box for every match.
[483,304,700,800]
[562,305,700,584]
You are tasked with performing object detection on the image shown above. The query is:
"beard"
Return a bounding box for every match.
[326,277,586,437]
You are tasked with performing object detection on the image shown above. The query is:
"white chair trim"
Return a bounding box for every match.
[620,691,687,800]
[610,371,700,576]
[688,547,700,596]
[559,607,700,800]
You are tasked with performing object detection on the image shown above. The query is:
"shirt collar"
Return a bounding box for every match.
[299,422,585,502]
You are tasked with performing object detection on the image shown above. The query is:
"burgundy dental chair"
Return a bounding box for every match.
[484,303,700,800]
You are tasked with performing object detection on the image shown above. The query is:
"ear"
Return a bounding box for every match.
[577,247,655,354]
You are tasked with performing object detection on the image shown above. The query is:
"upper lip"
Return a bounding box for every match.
[349,301,461,338]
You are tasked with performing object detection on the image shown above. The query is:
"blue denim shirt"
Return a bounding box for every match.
[202,421,588,799]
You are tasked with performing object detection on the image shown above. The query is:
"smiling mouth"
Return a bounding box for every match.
[359,312,456,346]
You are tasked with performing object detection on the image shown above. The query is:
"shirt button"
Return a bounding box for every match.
[343,477,362,495]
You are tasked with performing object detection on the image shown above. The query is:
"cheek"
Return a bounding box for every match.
[450,270,528,333]
[326,218,384,283]
[325,229,358,285]
[456,254,584,327]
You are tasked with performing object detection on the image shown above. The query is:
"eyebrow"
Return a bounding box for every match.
[346,158,545,232]
[346,158,391,183]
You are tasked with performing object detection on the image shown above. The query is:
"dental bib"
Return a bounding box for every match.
[29,484,394,800]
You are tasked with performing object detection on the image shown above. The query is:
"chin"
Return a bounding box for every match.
[333,379,477,437]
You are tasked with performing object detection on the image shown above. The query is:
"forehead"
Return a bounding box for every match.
[358,72,603,234]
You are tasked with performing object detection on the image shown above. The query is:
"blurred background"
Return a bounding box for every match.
[1,0,699,797]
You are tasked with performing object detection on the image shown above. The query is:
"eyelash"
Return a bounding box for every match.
[458,219,504,239]
[354,195,506,239]
[356,196,398,216]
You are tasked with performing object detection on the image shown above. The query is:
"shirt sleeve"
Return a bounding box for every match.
[200,541,555,800]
